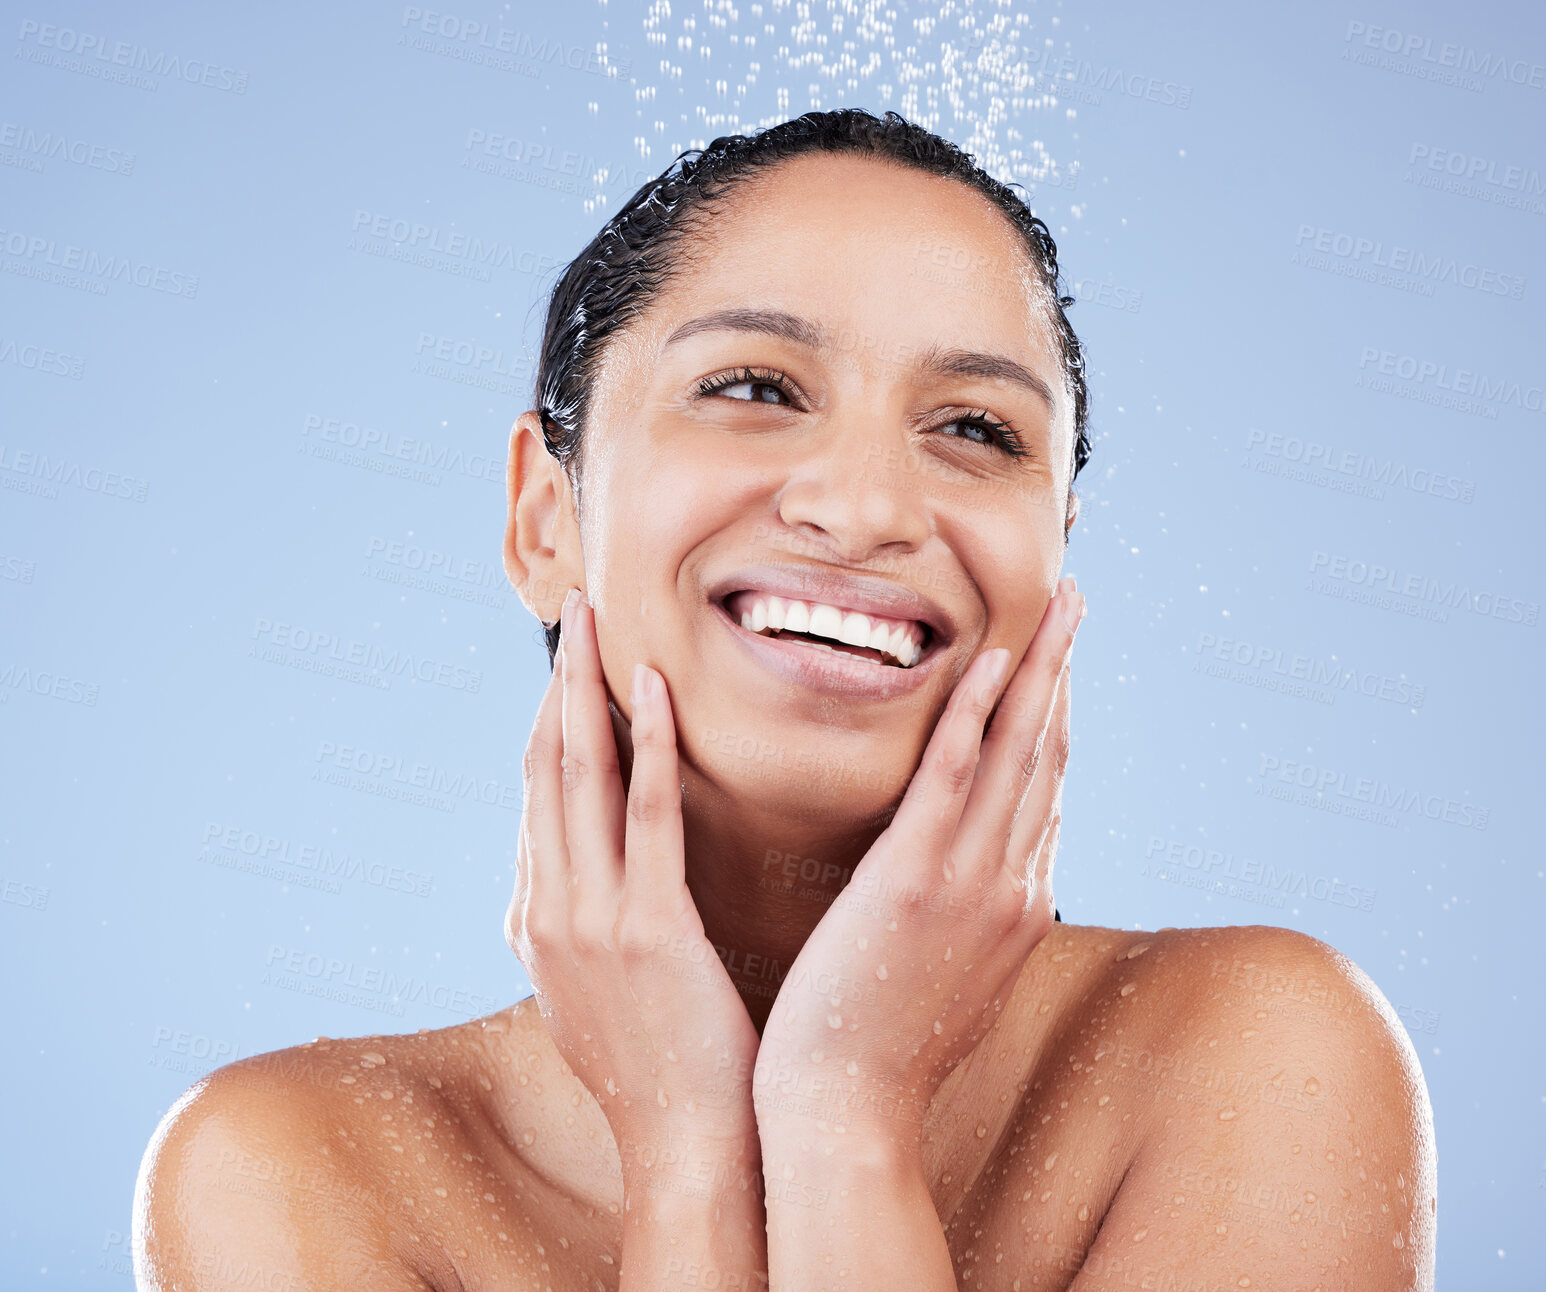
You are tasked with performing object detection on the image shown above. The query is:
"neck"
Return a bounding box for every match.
[680,779,886,1034]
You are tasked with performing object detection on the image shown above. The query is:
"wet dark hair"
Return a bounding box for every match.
[531,107,1091,663]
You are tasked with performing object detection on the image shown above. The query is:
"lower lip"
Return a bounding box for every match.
[709,599,942,701]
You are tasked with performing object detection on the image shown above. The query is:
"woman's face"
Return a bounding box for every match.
[531,152,1078,830]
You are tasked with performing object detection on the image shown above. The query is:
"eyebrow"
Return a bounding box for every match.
[662,307,1056,411]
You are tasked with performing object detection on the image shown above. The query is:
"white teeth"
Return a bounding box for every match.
[807,603,844,642]
[729,591,928,668]
[839,612,872,649]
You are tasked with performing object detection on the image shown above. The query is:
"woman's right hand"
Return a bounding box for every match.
[507,588,763,1160]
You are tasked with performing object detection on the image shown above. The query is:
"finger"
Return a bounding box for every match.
[621,663,688,920]
[884,644,1012,874]
[560,592,627,900]
[1006,660,1071,893]
[512,636,571,955]
[955,581,1082,876]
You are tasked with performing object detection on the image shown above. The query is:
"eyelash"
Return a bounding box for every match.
[696,366,1031,459]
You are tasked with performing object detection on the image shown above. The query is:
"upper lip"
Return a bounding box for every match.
[707,563,956,646]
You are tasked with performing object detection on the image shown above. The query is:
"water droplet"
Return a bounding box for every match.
[976,1123,988,1138]
[857,936,868,950]
[943,946,952,961]
[876,963,888,979]
[1238,1279,1251,1289]
[1218,1108,1238,1121]
[1304,1077,1320,1095]
[361,1051,385,1066]
[665,1048,678,1062]
[1131,1227,1148,1242]
[1077,1203,1090,1221]
[1043,1154,1057,1171]
[886,919,898,932]
[338,1074,356,1085]
[1392,1233,1404,1250]
[478,1076,493,1092]
[604,1076,618,1096]
[657,1088,669,1108]
[1120,983,1136,997]
[932,1020,944,1034]
[941,860,955,881]
[827,1013,843,1029]
[1040,1188,1052,1202]
[1240,1029,1258,1039]
[782,1163,796,1181]
[427,1076,442,1089]
[434,1186,448,1198]
[809,1049,824,1063]
[845,1059,858,1076]
[1097,1094,1110,1107]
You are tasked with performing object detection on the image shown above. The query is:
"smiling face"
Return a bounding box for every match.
[507,151,1079,832]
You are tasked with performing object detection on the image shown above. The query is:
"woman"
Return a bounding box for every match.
[135,110,1435,1291]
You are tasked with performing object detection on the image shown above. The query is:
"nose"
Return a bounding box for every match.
[774,418,932,562]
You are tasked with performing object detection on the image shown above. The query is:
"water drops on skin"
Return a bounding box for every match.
[1119,983,1136,997]
[1217,1108,1238,1121]
[875,963,888,980]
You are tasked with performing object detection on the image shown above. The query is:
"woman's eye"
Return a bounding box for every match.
[717,380,789,405]
[941,418,995,446]
[936,414,1025,456]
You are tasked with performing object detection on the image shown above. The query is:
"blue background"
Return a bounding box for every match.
[2,0,1541,1285]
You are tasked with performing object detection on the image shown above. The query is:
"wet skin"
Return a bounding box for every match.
[135,154,1435,1289]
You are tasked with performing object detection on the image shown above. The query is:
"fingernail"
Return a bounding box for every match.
[987,647,1010,688]
[560,587,580,633]
[1062,592,1086,634]
[631,662,649,706]
[1058,574,1077,595]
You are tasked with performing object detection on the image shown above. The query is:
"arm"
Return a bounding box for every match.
[618,1125,769,1292]
[513,589,769,1290]
[758,1111,955,1292]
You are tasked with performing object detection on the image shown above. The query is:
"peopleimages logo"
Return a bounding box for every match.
[1291,225,1526,298]
[1257,755,1490,832]
[1308,551,1539,627]
[1342,21,1546,91]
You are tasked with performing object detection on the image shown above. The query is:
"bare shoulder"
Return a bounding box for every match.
[1058,922,1437,1290]
[132,1026,536,1291]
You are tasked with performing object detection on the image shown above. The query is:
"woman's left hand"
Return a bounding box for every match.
[754,577,1085,1141]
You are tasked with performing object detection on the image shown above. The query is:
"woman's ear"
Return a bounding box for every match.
[1064,488,1080,538]
[504,410,584,623]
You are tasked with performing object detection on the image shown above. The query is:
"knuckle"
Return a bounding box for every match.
[627,785,665,827]
[615,912,658,958]
[560,751,588,793]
